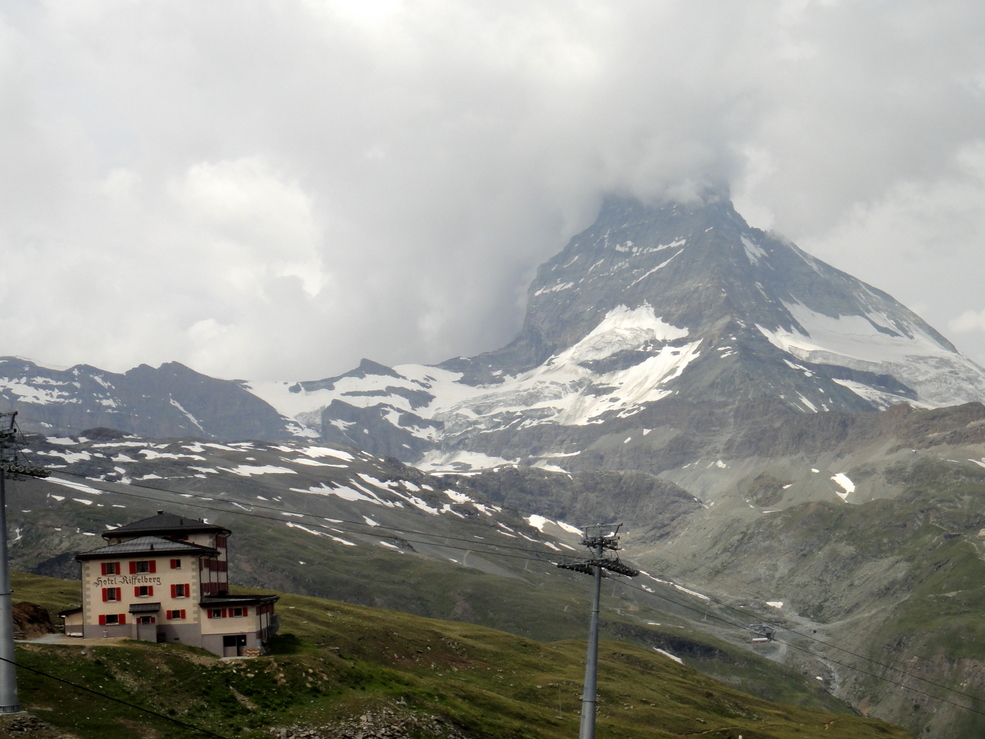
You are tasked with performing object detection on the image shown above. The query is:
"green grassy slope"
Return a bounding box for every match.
[8,575,912,739]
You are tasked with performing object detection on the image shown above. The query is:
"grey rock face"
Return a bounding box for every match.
[3,195,984,462]
[258,195,985,473]
[0,358,297,440]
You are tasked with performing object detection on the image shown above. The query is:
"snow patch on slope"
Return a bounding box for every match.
[255,304,700,451]
[759,301,985,408]
[831,473,855,502]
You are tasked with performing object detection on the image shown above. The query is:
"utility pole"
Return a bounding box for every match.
[557,523,638,739]
[0,412,49,713]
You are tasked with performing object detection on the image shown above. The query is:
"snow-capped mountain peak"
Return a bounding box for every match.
[3,194,985,479]
[255,195,985,473]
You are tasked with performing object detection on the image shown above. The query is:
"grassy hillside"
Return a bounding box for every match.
[6,573,912,739]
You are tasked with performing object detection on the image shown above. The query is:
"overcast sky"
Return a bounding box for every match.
[2,0,984,381]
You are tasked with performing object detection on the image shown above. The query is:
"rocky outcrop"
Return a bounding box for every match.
[270,706,474,739]
[12,602,54,640]
[0,714,73,738]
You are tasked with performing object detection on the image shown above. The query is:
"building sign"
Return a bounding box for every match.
[93,575,163,588]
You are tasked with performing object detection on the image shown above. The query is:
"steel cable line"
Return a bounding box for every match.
[28,451,985,718]
[634,539,985,696]
[40,472,568,568]
[46,471,985,705]
[625,549,985,707]
[0,655,232,738]
[39,456,572,560]
[46,466,983,707]
[611,576,985,718]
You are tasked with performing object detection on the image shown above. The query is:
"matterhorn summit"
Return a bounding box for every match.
[246,194,985,473]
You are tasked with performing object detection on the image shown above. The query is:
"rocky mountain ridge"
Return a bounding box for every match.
[5,195,985,480]
[246,195,985,474]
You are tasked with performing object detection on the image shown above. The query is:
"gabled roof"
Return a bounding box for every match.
[103,511,230,541]
[76,535,218,561]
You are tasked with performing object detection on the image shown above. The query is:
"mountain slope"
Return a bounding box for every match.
[0,358,299,440]
[248,194,985,473]
[3,195,983,473]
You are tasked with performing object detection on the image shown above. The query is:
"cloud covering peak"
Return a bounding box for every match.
[2,0,985,380]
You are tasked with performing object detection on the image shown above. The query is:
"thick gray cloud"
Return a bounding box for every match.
[1,0,984,380]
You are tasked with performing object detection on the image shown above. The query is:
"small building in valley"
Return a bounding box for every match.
[70,511,278,657]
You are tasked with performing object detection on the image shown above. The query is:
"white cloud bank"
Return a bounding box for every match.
[1,0,984,379]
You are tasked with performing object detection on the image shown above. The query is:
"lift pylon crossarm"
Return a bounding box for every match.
[557,558,639,578]
[0,463,50,478]
[581,536,620,551]
[0,413,50,480]
[597,557,639,577]
[557,560,597,575]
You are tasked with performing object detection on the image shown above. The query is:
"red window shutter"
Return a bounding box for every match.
[170,559,179,569]
[148,586,154,596]
[180,609,186,619]
[115,588,122,601]
[101,588,108,602]
[149,560,156,573]
[221,608,227,618]
[129,561,136,574]
[119,614,126,625]
[170,584,177,598]
[243,607,249,616]
[98,615,106,625]
[134,587,140,597]
[100,563,107,576]
[207,610,213,619]
[185,583,191,597]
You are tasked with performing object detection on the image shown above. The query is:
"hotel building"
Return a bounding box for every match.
[63,511,278,657]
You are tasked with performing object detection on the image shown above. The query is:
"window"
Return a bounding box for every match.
[171,583,190,598]
[216,535,227,548]
[100,562,119,576]
[208,608,222,619]
[130,560,156,574]
[102,587,121,602]
[98,614,125,625]
[134,586,154,597]
[170,558,181,569]
[166,609,186,620]
[137,616,156,624]
[232,607,246,617]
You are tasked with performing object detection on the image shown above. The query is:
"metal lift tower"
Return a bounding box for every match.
[0,412,49,712]
[557,523,639,739]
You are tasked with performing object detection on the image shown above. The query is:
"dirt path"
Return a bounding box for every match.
[17,634,131,647]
